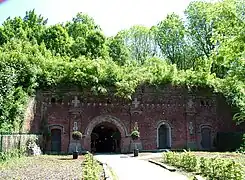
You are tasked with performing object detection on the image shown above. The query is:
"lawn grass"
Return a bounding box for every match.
[0,155,84,180]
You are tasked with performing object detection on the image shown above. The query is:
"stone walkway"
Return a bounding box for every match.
[95,154,188,180]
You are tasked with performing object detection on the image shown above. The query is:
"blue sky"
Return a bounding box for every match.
[0,0,196,36]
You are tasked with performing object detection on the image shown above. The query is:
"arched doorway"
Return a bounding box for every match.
[201,126,212,150]
[157,122,171,149]
[91,122,121,153]
[51,129,61,152]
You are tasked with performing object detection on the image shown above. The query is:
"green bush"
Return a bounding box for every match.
[0,146,26,162]
[82,153,103,180]
[163,151,197,171]
[163,151,181,167]
[163,152,244,180]
[180,151,197,172]
[130,130,140,140]
[72,131,82,141]
[198,157,244,179]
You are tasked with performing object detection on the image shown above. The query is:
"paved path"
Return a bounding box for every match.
[95,154,188,180]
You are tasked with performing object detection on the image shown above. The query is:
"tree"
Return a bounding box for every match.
[66,13,107,59]
[23,9,47,43]
[107,35,130,66]
[0,16,27,43]
[155,13,188,69]
[185,1,215,58]
[118,25,156,64]
[207,0,245,78]
[42,24,72,55]
[85,30,107,59]
[0,10,47,45]
[66,12,100,38]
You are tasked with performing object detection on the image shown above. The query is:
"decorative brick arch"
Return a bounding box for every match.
[85,115,128,137]
[48,124,64,133]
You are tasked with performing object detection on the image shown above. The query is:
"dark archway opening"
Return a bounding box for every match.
[91,122,121,153]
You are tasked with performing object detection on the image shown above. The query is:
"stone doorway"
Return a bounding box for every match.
[157,122,171,149]
[91,122,121,153]
[51,129,61,152]
[201,127,212,150]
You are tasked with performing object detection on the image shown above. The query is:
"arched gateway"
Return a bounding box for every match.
[84,115,128,153]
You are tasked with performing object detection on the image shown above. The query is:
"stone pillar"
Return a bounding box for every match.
[82,136,90,152]
[186,98,197,150]
[129,98,143,153]
[129,139,143,152]
[68,109,84,153]
[121,136,131,153]
[186,113,197,150]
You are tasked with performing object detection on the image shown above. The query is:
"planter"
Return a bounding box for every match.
[73,151,79,159]
[134,149,139,157]
[130,129,140,141]
[131,136,139,141]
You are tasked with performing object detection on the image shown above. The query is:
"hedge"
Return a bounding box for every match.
[163,151,244,180]
[82,153,103,180]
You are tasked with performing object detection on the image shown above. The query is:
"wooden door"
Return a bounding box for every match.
[51,129,61,152]
[158,125,168,149]
[201,127,211,150]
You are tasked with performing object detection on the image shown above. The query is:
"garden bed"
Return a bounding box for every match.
[150,152,245,177]
[190,151,245,168]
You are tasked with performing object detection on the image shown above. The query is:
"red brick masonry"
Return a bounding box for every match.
[32,85,238,153]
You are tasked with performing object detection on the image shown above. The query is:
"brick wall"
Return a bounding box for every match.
[32,85,239,153]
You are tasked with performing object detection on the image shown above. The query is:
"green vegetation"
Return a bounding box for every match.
[0,147,26,162]
[82,153,103,180]
[0,0,245,132]
[163,151,244,180]
[72,131,83,141]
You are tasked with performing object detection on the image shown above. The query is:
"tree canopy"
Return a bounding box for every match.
[0,0,245,132]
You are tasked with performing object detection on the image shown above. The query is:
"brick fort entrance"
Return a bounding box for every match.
[91,122,121,153]
[84,115,129,153]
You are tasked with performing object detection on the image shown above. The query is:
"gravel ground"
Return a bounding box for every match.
[0,155,84,180]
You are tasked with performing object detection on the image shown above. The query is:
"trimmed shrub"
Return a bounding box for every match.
[82,153,103,180]
[72,131,82,141]
[163,151,197,172]
[162,152,244,180]
[198,157,243,179]
[130,130,140,140]
[180,151,197,172]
